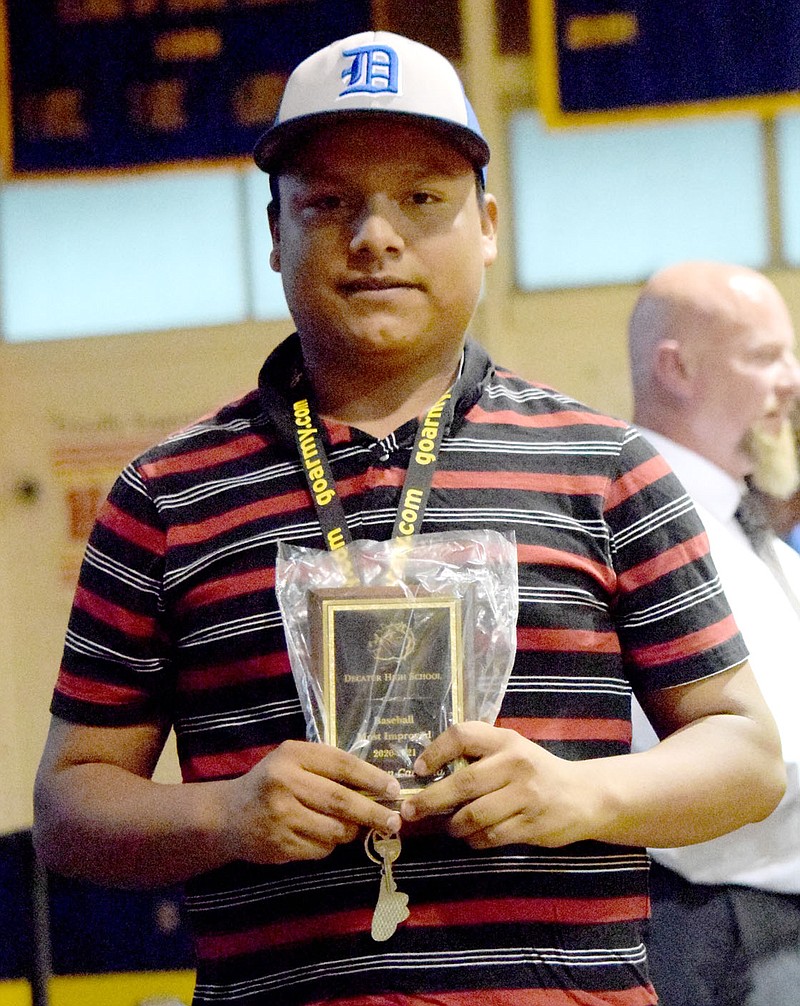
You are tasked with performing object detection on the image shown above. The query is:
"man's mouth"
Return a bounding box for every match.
[340,276,422,294]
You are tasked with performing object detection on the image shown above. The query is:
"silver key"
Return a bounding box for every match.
[370,835,410,941]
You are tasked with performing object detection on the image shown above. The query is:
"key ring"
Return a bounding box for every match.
[364,827,402,864]
[364,828,382,864]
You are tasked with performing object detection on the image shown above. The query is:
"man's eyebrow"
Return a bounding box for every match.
[285,171,340,185]
[287,162,471,183]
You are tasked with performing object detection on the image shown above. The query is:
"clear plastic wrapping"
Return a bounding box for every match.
[276,530,518,791]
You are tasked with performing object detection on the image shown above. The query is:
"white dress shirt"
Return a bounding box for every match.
[632,429,800,893]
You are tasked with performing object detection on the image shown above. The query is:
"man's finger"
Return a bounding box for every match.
[447,791,511,840]
[297,742,402,802]
[291,756,402,833]
[400,759,491,822]
[413,721,500,776]
[310,780,402,834]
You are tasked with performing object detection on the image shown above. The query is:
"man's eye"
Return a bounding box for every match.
[312,194,343,211]
[750,349,781,365]
[410,191,438,205]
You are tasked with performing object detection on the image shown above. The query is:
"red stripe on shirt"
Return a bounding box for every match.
[182,744,277,782]
[138,434,267,478]
[616,533,711,593]
[605,456,672,511]
[316,987,657,1006]
[197,895,650,960]
[498,716,631,743]
[168,489,312,545]
[178,653,291,692]
[178,567,276,612]
[631,614,740,668]
[467,405,628,431]
[433,469,609,495]
[517,543,617,592]
[324,418,356,445]
[340,468,610,498]
[54,669,145,707]
[73,585,157,637]
[518,627,622,655]
[99,501,165,553]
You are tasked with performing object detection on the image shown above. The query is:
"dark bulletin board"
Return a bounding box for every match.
[534,1,800,126]
[1,0,376,179]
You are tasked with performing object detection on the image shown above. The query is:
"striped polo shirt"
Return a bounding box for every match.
[52,335,746,1005]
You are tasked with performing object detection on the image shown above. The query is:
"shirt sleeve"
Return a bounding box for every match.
[50,460,173,726]
[605,427,749,693]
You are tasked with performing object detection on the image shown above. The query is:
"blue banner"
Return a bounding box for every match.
[535,1,800,125]
[1,0,374,178]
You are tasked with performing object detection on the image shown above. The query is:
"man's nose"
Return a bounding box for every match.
[349,196,405,257]
[780,351,800,398]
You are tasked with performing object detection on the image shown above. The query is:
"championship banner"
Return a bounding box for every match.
[533,1,800,127]
[0,0,375,179]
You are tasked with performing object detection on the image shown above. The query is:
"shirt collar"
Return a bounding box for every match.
[636,428,745,523]
[257,332,493,449]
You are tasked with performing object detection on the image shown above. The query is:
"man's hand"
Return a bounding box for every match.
[398,660,787,853]
[34,719,403,887]
[398,722,596,849]
[223,740,402,864]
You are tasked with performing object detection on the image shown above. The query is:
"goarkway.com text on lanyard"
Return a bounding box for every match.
[291,385,455,584]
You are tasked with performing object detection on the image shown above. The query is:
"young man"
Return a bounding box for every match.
[34,33,784,1006]
[629,260,800,1005]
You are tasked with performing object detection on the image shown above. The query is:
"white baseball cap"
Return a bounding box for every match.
[253,31,490,180]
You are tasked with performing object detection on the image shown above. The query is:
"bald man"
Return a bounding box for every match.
[629,260,800,1006]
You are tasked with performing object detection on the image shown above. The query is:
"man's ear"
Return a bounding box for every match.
[654,339,694,399]
[267,203,280,273]
[481,193,499,268]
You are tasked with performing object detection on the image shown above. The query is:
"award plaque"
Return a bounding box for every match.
[308,587,464,794]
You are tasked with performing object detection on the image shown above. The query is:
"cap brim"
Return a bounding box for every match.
[253,109,490,176]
